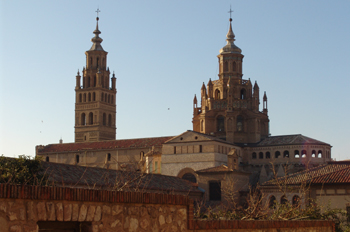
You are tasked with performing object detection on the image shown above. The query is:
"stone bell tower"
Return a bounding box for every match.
[74,15,117,142]
[192,16,269,144]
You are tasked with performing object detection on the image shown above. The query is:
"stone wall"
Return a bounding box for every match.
[0,184,334,232]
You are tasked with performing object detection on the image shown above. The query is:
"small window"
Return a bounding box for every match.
[88,93,91,102]
[301,150,307,158]
[237,115,243,132]
[79,94,82,102]
[174,146,176,154]
[223,61,228,72]
[232,61,236,71]
[281,195,288,205]
[240,89,246,100]
[283,150,289,158]
[46,156,49,162]
[81,113,86,126]
[266,152,271,159]
[269,195,276,208]
[107,153,111,161]
[76,155,79,164]
[92,92,96,101]
[292,195,301,207]
[259,152,263,159]
[199,145,202,153]
[217,116,225,132]
[294,150,300,158]
[312,150,316,158]
[155,161,158,173]
[275,151,281,159]
[83,93,86,102]
[209,181,221,201]
[252,152,257,159]
[318,150,322,158]
[103,113,106,126]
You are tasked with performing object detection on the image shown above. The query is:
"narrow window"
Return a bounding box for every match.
[215,89,221,100]
[155,161,158,173]
[96,57,99,68]
[46,156,49,162]
[93,76,96,87]
[237,115,243,132]
[107,153,111,161]
[200,120,204,132]
[101,93,104,101]
[108,95,111,103]
[174,146,176,154]
[281,195,288,205]
[88,112,93,125]
[259,152,263,159]
[76,155,79,164]
[275,151,281,159]
[318,150,322,158]
[92,92,96,101]
[232,61,236,71]
[252,152,257,159]
[81,113,86,125]
[108,114,112,127]
[103,113,106,126]
[209,181,221,201]
[105,93,107,102]
[292,195,301,207]
[111,96,114,104]
[312,150,316,158]
[83,93,86,102]
[217,116,225,132]
[269,195,276,208]
[88,93,91,102]
[294,150,300,158]
[79,94,82,102]
[149,162,153,173]
[266,152,271,159]
[223,61,228,72]
[301,150,307,158]
[283,150,289,158]
[240,89,246,100]
[199,145,202,153]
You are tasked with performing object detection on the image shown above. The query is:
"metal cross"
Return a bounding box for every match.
[96,8,101,17]
[228,6,233,18]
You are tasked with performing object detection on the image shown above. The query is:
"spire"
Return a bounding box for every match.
[201,82,206,90]
[193,94,197,104]
[219,10,242,54]
[89,10,104,51]
[254,81,259,90]
[263,91,267,101]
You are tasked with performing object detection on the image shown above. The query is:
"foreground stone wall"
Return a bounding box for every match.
[0,184,334,232]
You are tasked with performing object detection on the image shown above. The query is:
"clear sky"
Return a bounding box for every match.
[1,1,349,161]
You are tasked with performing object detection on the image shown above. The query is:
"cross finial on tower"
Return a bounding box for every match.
[96,8,101,18]
[228,6,233,21]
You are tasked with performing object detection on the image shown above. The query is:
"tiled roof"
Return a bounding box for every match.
[165,130,234,145]
[41,162,201,194]
[262,161,350,186]
[196,165,232,173]
[256,134,330,147]
[38,136,174,153]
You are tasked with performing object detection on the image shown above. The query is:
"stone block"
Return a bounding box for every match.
[140,218,149,230]
[177,208,186,221]
[92,225,99,232]
[78,204,88,221]
[0,216,8,232]
[37,202,47,221]
[111,219,121,228]
[27,202,35,221]
[129,218,139,232]
[9,225,21,232]
[63,204,72,221]
[72,204,79,221]
[8,211,18,221]
[46,202,56,221]
[86,205,96,221]
[159,214,165,226]
[112,205,123,216]
[0,202,7,213]
[94,206,102,221]
[19,208,25,221]
[56,203,63,221]
[166,214,172,224]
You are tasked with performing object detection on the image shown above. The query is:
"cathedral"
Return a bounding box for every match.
[36,14,332,201]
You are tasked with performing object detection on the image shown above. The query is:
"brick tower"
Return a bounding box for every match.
[74,15,116,142]
[192,17,269,144]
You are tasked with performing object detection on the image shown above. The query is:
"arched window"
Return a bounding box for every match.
[266,152,271,159]
[292,195,301,207]
[312,150,316,158]
[79,94,82,103]
[90,57,92,66]
[283,150,289,158]
[108,114,112,127]
[301,150,307,158]
[269,195,276,208]
[103,113,106,126]
[81,113,86,125]
[240,89,246,100]
[93,76,96,87]
[96,57,99,68]
[87,76,90,88]
[88,112,93,125]
[46,156,49,162]
[217,116,225,132]
[275,151,281,159]
[182,173,197,183]
[215,89,221,100]
[281,195,288,205]
[105,93,107,102]
[76,155,79,164]
[318,150,322,158]
[83,93,86,102]
[88,93,91,102]
[101,93,104,101]
[92,92,96,101]
[223,61,228,72]
[102,58,105,68]
[294,150,300,158]
[108,95,111,103]
[237,115,243,132]
[232,61,236,71]
[200,120,204,132]
[259,152,263,159]
[111,96,114,104]
[252,152,257,159]
[107,153,111,161]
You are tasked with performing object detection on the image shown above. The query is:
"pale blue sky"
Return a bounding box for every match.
[1,1,349,161]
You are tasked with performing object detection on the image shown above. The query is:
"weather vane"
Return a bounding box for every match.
[228,6,233,19]
[96,8,101,17]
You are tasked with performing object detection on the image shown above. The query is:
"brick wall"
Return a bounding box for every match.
[0,184,334,232]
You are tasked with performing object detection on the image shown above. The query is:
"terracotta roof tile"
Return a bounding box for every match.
[38,136,174,153]
[257,134,330,147]
[263,162,350,185]
[41,162,201,194]
[196,165,231,173]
